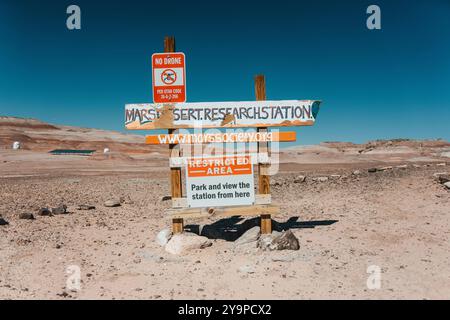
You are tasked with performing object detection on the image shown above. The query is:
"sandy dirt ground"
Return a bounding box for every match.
[1,147,449,300]
[1,117,450,299]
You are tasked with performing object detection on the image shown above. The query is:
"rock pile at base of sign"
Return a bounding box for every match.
[165,232,212,255]
[257,230,300,251]
[234,227,261,245]
[156,228,172,246]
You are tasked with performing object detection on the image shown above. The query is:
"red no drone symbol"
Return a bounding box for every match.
[161,69,177,85]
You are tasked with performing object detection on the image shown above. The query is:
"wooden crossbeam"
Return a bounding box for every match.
[167,204,279,219]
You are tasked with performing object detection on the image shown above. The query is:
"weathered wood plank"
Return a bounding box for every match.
[125,100,321,130]
[167,204,279,219]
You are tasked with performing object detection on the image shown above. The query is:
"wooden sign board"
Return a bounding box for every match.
[125,100,320,130]
[146,131,296,144]
[186,155,255,208]
[152,52,186,103]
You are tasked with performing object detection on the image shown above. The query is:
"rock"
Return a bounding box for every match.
[352,170,361,175]
[235,227,260,245]
[120,195,134,204]
[238,265,255,274]
[77,205,96,210]
[0,216,9,226]
[37,208,52,216]
[161,195,172,201]
[294,175,306,183]
[165,233,212,255]
[156,228,172,246]
[444,182,450,190]
[313,177,329,182]
[413,164,421,168]
[258,230,299,251]
[368,168,377,173]
[436,163,446,167]
[378,166,393,171]
[433,173,450,184]
[330,175,341,179]
[395,164,408,169]
[104,200,121,207]
[19,212,35,220]
[52,204,68,215]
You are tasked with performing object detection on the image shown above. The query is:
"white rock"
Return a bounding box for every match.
[352,170,361,175]
[235,227,260,245]
[444,182,450,190]
[436,163,446,167]
[395,165,408,169]
[104,199,121,207]
[165,233,212,255]
[313,177,329,182]
[155,228,172,247]
[330,175,341,179]
[294,175,306,183]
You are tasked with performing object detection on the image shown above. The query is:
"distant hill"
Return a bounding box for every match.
[0,116,164,154]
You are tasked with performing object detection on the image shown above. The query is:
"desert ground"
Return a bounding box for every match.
[1,116,449,299]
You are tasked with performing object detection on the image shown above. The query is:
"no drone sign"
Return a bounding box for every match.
[152,52,186,103]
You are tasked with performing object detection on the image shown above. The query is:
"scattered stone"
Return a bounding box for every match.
[294,175,306,183]
[120,195,134,204]
[77,205,96,210]
[444,182,450,190]
[258,230,299,251]
[161,195,172,201]
[234,227,261,245]
[104,200,121,207]
[52,204,68,215]
[352,170,361,175]
[37,208,52,216]
[156,228,172,247]
[238,265,255,274]
[312,177,329,182]
[19,212,35,220]
[0,215,9,226]
[165,233,212,255]
[433,173,450,184]
[368,168,377,173]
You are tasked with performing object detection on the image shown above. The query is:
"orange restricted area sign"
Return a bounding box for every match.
[186,155,255,208]
[146,131,296,144]
[187,155,252,177]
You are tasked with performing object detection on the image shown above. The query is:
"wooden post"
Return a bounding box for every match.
[165,36,184,234]
[255,75,272,234]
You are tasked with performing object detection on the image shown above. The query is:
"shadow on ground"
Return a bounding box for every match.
[185,216,338,242]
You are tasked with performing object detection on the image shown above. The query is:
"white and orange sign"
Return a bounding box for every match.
[186,155,255,208]
[152,52,186,103]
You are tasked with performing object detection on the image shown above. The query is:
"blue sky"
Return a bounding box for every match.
[0,0,449,144]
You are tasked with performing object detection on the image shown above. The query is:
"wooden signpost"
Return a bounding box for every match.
[125,36,321,235]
